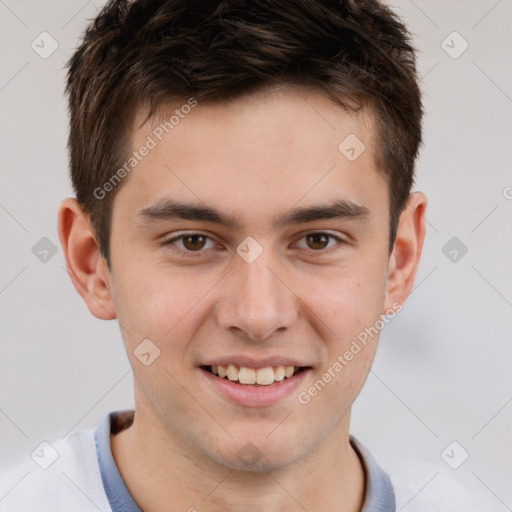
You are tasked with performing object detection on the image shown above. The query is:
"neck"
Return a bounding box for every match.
[111,406,365,512]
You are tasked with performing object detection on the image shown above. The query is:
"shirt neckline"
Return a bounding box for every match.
[94,409,395,511]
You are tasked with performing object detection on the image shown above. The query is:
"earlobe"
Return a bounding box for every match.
[57,198,116,320]
[383,192,427,312]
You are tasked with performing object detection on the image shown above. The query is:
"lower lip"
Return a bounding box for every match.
[200,367,311,408]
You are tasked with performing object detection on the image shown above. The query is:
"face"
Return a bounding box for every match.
[106,87,395,471]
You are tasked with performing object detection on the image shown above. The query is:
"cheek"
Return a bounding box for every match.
[305,265,388,342]
[111,265,220,348]
[299,264,387,399]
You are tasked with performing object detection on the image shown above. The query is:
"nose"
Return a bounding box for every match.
[215,249,299,341]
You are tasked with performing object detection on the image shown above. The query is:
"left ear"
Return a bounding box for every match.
[383,191,427,311]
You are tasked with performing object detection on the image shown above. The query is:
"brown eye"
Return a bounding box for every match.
[182,234,207,251]
[163,233,217,256]
[295,232,343,252]
[305,233,330,250]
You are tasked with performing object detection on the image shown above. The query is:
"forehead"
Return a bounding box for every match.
[115,87,386,228]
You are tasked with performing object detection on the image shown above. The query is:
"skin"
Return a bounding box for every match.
[58,87,426,511]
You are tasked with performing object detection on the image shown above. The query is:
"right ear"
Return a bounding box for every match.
[57,198,116,320]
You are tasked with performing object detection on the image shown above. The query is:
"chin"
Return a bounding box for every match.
[207,433,307,473]
[217,449,302,473]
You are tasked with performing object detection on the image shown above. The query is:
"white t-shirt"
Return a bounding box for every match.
[0,410,484,511]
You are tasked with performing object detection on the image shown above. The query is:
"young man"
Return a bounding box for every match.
[1,0,429,510]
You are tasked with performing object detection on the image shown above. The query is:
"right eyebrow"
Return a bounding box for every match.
[137,199,242,230]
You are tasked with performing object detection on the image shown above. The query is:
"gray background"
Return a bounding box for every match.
[1,1,511,509]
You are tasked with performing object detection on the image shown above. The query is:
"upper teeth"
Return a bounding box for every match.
[211,364,296,385]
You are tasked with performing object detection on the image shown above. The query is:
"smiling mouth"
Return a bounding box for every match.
[201,364,310,386]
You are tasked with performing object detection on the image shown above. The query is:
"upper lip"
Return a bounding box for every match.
[200,356,311,369]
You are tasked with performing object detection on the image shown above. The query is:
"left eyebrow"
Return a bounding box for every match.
[136,197,370,231]
[272,199,370,229]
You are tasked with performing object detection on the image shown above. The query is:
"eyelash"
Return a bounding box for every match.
[162,232,345,258]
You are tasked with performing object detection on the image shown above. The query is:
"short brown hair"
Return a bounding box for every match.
[66,0,422,266]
